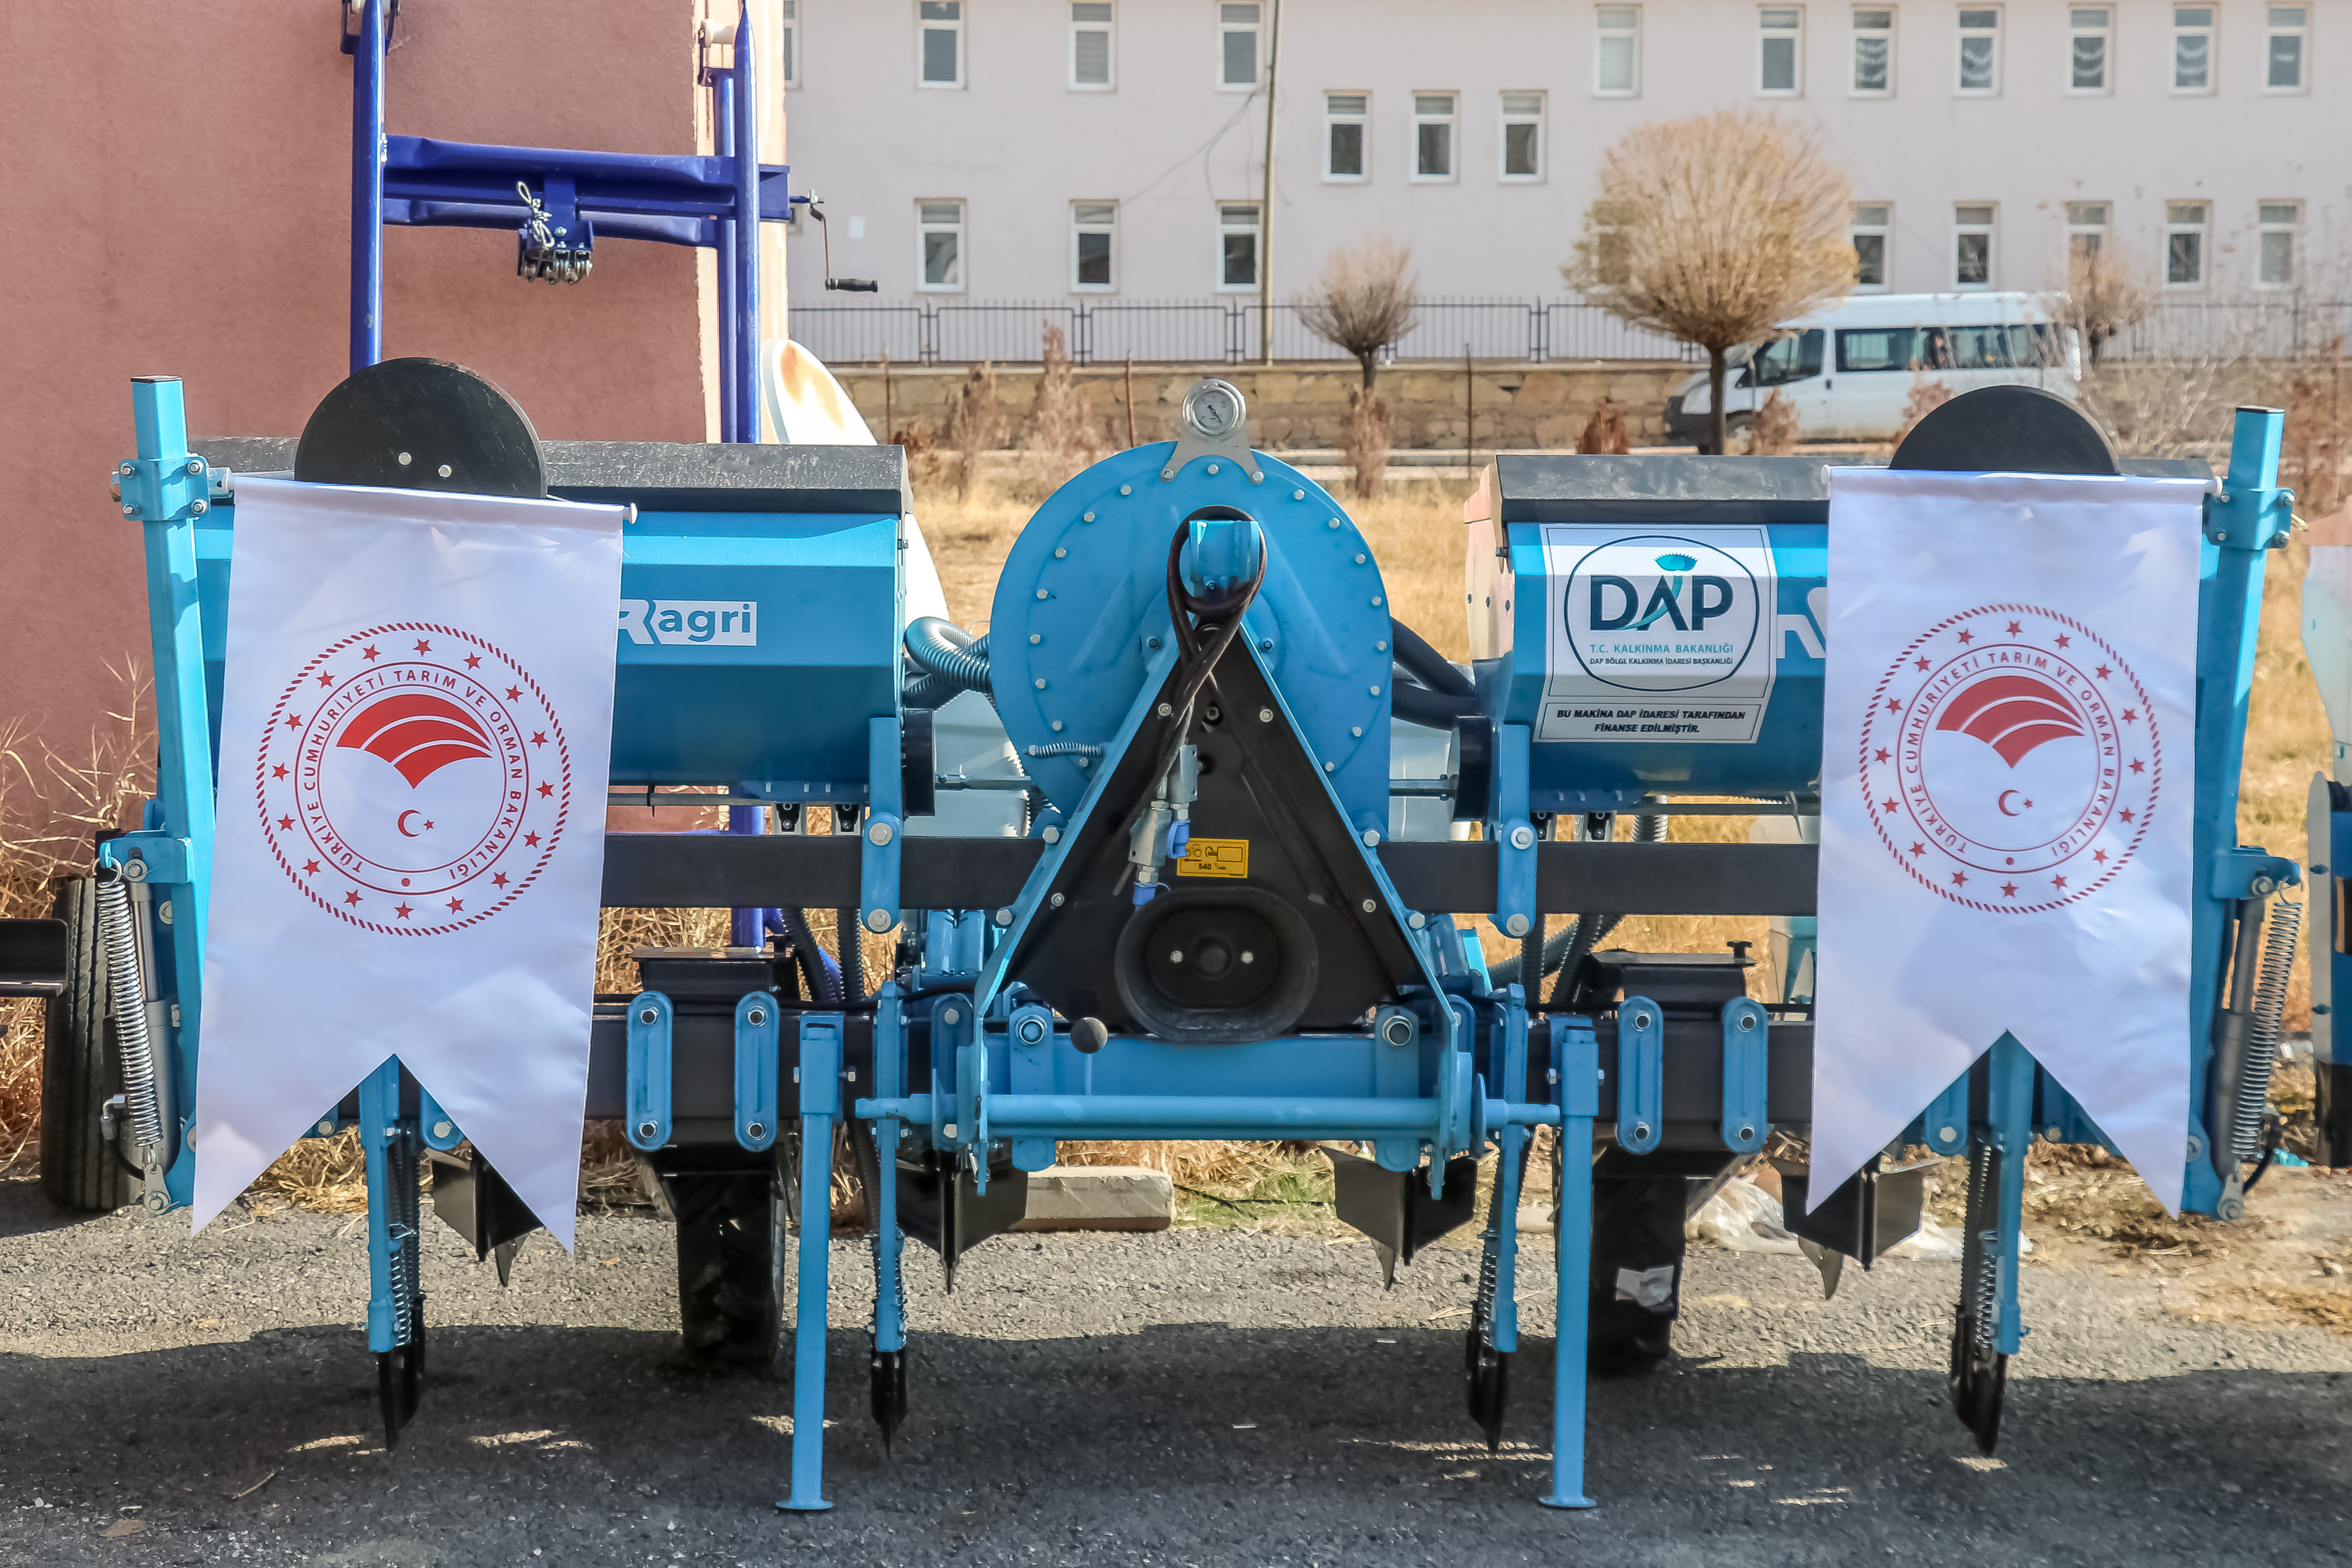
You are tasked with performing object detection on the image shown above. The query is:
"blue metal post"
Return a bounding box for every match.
[873,987,906,1358]
[713,67,741,443]
[127,378,217,1204]
[2184,407,2290,1214]
[727,805,768,948]
[350,0,385,371]
[1986,1034,2034,1354]
[1488,991,1531,1354]
[1543,1017,1598,1509]
[357,1058,403,1353]
[782,1013,843,1512]
[731,2,762,443]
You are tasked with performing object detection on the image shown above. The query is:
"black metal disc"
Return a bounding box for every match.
[295,358,548,497]
[1889,383,2119,476]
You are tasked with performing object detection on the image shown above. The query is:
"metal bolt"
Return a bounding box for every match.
[123,504,136,516]
[942,1007,962,1026]
[1240,950,1254,964]
[317,1120,335,1136]
[944,1123,959,1140]
[1548,1068,1560,1084]
[1083,510,1097,521]
[431,1120,453,1140]
[1034,677,1047,690]
[1169,948,1185,963]
[1633,1122,1651,1141]
[1408,911,1426,929]
[1633,1012,1653,1031]
[1042,825,1062,844]
[1354,553,1367,565]
[1738,1013,1758,1032]
[869,821,894,846]
[157,901,173,925]
[1158,702,1173,717]
[1030,633,1042,644]
[1293,489,1305,500]
[1362,828,1380,847]
[2045,1124,2063,1140]
[1504,912,1530,937]
[185,459,203,475]
[145,1193,168,1213]
[1018,1016,1046,1044]
[1372,595,1383,607]
[1938,1125,1958,1143]
[1036,588,1049,600]
[1049,891,1065,907]
[866,908,893,933]
[639,1007,658,1025]
[397,451,412,466]
[121,858,148,883]
[1119,486,1132,496]
[1509,824,1535,850]
[1325,761,1336,771]
[189,499,207,515]
[2250,875,2276,896]
[1351,726,1363,738]
[1328,518,1342,530]
[1381,1016,1414,1046]
[748,1122,767,1140]
[1738,1125,1756,1143]
[1207,463,1220,475]
[637,1121,657,1140]
[748,1007,768,1027]
[994,906,1014,926]
[1054,546,1067,559]
[1258,707,1274,722]
[1051,720,1065,731]
[437,464,452,478]
[1368,684,1382,697]
[121,462,135,474]
[2213,531,2227,542]
[1361,898,1377,913]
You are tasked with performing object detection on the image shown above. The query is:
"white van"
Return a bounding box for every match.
[1662,292,2083,448]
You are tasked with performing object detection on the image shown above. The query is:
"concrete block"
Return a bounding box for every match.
[1013,1164,1174,1232]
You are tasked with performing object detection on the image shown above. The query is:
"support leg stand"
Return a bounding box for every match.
[1543,1020,1599,1509]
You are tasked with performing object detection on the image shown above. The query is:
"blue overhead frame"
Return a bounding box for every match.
[344,0,792,441]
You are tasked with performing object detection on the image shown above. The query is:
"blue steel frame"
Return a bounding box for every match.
[345,0,790,440]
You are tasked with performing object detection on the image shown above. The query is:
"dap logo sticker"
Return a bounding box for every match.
[1559,532,1765,693]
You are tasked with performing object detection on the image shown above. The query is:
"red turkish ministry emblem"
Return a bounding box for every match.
[1860,603,2158,912]
[254,623,572,934]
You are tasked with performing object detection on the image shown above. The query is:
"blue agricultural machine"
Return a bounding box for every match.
[9,0,2312,1515]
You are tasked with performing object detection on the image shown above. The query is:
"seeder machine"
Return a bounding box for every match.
[33,0,2312,1516]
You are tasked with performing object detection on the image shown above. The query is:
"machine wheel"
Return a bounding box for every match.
[38,879,136,1214]
[670,1170,784,1368]
[1699,412,1755,457]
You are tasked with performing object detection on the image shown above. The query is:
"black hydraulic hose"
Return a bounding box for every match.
[1393,680,1479,730]
[834,907,866,1005]
[1390,617,1475,699]
[1482,812,1666,996]
[776,907,843,1006]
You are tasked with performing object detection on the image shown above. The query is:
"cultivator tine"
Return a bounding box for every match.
[870,1344,908,1452]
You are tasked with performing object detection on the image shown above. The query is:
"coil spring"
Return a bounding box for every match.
[2234,899,2302,1160]
[1963,1141,2000,1351]
[94,878,165,1156]
[1472,1218,1502,1349]
[386,1130,423,1348]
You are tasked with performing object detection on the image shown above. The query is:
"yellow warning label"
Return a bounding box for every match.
[1175,837,1250,878]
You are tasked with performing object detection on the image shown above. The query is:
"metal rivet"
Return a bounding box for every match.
[1328,518,1342,529]
[942,1007,962,1026]
[1241,950,1255,964]
[1354,553,1367,565]
[1119,485,1131,496]
[1324,761,1336,771]
[1362,828,1380,846]
[157,901,173,924]
[432,1120,454,1140]
[748,1007,768,1026]
[1360,898,1377,913]
[1036,588,1050,600]
[1051,720,1065,732]
[1169,948,1185,963]
[1207,463,1220,474]
[1034,678,1047,690]
[1938,1125,1959,1142]
[1054,547,1067,559]
[1258,707,1274,722]
[2046,1125,2064,1140]
[1049,891,1065,906]
[1371,596,1383,607]
[994,907,1014,926]
[317,1120,335,1136]
[1030,633,1042,644]
[437,464,452,478]
[1293,488,1305,499]
[1407,911,1426,929]
[1368,684,1382,697]
[748,1122,767,1139]
[1043,825,1062,844]
[1376,640,1388,652]
[1084,510,1098,521]
[397,452,412,465]
[1351,726,1363,737]
[638,1121,658,1139]
[868,822,893,846]
[1158,702,1174,717]
[639,1007,658,1025]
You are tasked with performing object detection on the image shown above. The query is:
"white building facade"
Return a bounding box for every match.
[774,0,2347,358]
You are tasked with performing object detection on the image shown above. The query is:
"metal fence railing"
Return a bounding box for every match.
[787,296,1704,367]
[788,295,2352,369]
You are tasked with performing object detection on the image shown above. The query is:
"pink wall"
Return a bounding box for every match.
[0,0,712,819]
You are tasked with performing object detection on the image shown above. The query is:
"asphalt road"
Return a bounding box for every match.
[2,1179,2347,1568]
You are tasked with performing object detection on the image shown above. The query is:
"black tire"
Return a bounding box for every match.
[39,879,136,1214]
[670,1170,784,1368]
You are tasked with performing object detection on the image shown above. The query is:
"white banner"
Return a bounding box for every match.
[1813,468,2207,1214]
[194,477,626,1248]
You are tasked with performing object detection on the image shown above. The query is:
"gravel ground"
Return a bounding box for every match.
[2,1177,2348,1568]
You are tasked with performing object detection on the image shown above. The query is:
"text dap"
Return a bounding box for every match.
[618,598,759,647]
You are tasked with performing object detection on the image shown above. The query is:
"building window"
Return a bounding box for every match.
[2258,202,2300,289]
[1218,203,1261,290]
[1957,6,2000,93]
[1851,203,1891,288]
[919,1,963,88]
[2069,6,2110,91]
[1412,93,1457,181]
[2066,201,2110,261]
[2172,5,2214,91]
[1760,7,1805,93]
[2266,5,2308,89]
[1851,7,1894,94]
[1071,3,1114,89]
[1325,93,1368,180]
[1071,203,1116,291]
[2165,202,2209,287]
[779,0,801,89]
[1500,93,1545,180]
[1953,203,1995,286]
[1596,5,1642,95]
[1219,2,1261,89]
[916,200,964,290]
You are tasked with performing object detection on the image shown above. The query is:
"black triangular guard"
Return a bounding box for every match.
[1949,1316,2007,1455]
[1330,1151,1480,1278]
[430,1148,543,1264]
[991,638,1437,1037]
[1466,1343,1510,1453]
[871,1343,908,1452]
[1401,1158,1481,1263]
[493,1236,523,1288]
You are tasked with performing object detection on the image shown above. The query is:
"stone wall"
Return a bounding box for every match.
[828,360,1697,452]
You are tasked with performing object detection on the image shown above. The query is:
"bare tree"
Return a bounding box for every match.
[1746,389,1800,455]
[1296,236,1420,392]
[1026,322,1103,483]
[1563,111,1855,456]
[944,361,1003,501]
[2065,249,2155,366]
